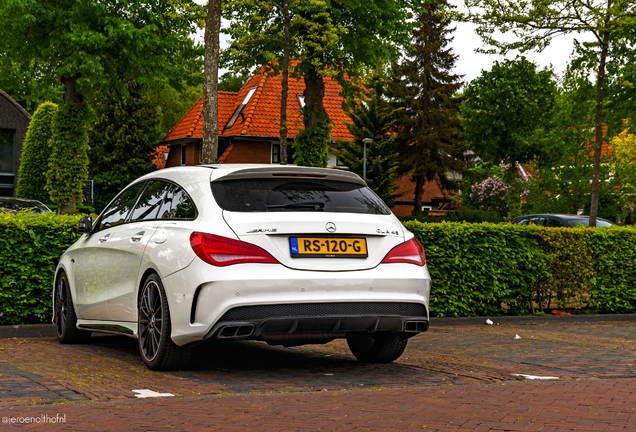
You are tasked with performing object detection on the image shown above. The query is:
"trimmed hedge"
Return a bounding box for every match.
[0,212,82,324]
[1,215,635,324]
[404,221,636,317]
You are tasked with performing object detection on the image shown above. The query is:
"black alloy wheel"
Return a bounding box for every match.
[138,273,192,370]
[54,271,91,343]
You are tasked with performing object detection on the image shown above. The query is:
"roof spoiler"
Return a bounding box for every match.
[211,166,366,186]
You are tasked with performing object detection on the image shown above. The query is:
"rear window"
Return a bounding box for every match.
[566,218,612,228]
[211,178,391,215]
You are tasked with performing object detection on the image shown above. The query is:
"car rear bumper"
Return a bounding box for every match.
[205,302,429,346]
[162,260,431,346]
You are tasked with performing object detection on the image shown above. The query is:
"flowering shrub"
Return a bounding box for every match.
[466,176,512,215]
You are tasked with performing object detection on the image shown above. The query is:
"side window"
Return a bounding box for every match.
[130,181,172,221]
[158,184,197,219]
[98,183,146,230]
[546,218,565,228]
[527,217,546,226]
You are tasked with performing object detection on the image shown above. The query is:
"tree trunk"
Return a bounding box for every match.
[202,0,221,164]
[303,65,327,134]
[279,0,290,165]
[59,75,83,214]
[589,31,610,227]
[413,174,425,216]
[62,75,83,109]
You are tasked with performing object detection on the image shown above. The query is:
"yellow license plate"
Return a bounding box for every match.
[290,237,368,258]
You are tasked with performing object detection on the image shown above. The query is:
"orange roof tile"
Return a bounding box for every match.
[162,68,353,143]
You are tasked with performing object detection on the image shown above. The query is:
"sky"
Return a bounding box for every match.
[193,1,590,85]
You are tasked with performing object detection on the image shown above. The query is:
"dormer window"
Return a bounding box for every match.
[296,94,305,109]
[223,86,258,131]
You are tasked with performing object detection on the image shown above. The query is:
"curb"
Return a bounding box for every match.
[3,314,636,338]
[430,313,636,327]
[0,324,57,339]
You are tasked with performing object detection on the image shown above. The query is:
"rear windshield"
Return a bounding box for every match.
[211,178,391,215]
[566,218,612,228]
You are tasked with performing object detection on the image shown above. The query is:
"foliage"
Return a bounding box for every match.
[461,57,558,165]
[0,57,62,112]
[224,0,415,163]
[46,103,90,211]
[388,0,465,215]
[88,80,161,213]
[462,0,636,226]
[405,220,550,317]
[399,209,503,223]
[611,128,636,217]
[292,111,331,167]
[151,82,204,138]
[218,70,251,93]
[590,228,636,313]
[335,73,400,205]
[404,220,636,317]
[16,102,58,204]
[0,212,82,324]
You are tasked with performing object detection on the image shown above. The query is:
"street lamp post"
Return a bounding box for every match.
[362,138,372,182]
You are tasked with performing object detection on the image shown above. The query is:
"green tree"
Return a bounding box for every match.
[389,0,465,215]
[335,74,401,205]
[462,57,558,166]
[16,102,58,203]
[89,80,162,213]
[0,0,202,212]
[463,0,636,225]
[224,0,415,167]
[218,71,251,93]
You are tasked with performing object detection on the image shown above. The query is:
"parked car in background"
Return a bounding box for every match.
[0,197,51,214]
[53,165,431,370]
[512,214,613,228]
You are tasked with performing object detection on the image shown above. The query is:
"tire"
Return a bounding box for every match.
[54,271,91,344]
[346,332,408,363]
[138,273,192,370]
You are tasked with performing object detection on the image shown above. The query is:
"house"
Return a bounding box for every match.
[159,68,449,216]
[0,89,30,197]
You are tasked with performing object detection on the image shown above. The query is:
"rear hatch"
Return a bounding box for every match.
[211,167,405,271]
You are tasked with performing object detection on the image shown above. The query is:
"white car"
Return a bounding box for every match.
[53,165,431,370]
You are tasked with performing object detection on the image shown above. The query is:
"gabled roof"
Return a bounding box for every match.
[162,67,353,143]
[0,89,31,121]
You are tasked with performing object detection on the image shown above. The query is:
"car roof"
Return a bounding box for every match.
[514,214,611,222]
[0,197,45,204]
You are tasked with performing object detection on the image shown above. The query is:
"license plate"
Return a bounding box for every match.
[290,237,368,258]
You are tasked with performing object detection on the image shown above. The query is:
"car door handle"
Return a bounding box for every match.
[131,232,145,242]
[99,234,111,243]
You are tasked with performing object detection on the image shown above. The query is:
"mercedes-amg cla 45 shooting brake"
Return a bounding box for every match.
[53,165,431,370]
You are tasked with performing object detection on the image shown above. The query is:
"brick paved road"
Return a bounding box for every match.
[0,321,635,430]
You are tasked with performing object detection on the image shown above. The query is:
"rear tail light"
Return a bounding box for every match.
[190,232,279,266]
[380,237,426,266]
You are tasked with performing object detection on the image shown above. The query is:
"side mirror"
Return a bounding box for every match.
[77,216,93,235]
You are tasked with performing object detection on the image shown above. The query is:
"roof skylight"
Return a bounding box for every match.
[224,86,258,131]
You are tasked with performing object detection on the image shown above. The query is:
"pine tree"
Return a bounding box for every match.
[88,80,161,212]
[16,102,57,203]
[335,73,401,206]
[388,0,465,215]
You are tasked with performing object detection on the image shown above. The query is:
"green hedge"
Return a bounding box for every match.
[1,215,635,324]
[0,212,82,324]
[404,221,636,317]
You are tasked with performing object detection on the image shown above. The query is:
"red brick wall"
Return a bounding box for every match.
[165,143,201,168]
[391,171,447,217]
[223,141,271,164]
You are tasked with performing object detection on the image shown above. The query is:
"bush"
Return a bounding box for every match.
[0,212,82,324]
[16,102,58,203]
[404,220,636,317]
[400,210,503,224]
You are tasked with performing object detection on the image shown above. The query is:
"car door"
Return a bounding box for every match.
[73,182,146,320]
[105,180,174,322]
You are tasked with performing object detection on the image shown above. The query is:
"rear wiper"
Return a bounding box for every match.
[266,201,325,211]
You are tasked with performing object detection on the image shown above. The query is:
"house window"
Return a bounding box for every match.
[163,150,169,162]
[336,157,346,167]
[272,144,280,164]
[296,94,305,109]
[181,145,186,166]
[223,86,258,131]
[0,129,14,173]
[199,144,202,164]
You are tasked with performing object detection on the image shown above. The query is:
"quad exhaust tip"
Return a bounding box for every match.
[405,321,428,332]
[219,324,255,338]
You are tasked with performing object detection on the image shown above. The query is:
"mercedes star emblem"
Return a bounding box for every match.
[325,222,337,233]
